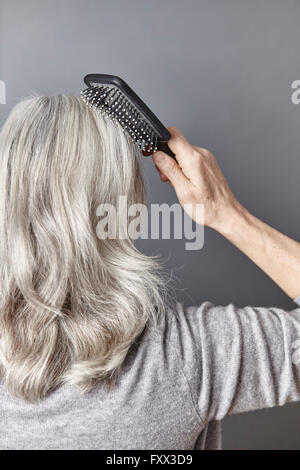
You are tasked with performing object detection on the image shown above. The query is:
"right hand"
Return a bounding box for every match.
[152,127,239,231]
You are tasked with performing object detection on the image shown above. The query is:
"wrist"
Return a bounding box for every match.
[210,201,252,239]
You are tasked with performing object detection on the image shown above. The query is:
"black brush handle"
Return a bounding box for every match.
[157,141,176,159]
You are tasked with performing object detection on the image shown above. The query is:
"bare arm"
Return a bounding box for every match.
[152,127,300,300]
[219,205,300,299]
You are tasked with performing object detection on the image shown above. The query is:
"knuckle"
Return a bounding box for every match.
[195,146,210,157]
[201,148,211,157]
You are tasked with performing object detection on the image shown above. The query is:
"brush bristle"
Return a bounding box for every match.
[81,85,158,153]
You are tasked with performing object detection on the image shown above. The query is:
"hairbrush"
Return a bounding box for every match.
[81,74,175,158]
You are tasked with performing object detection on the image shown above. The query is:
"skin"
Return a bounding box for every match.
[147,126,300,300]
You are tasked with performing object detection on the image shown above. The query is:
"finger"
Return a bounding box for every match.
[159,172,169,182]
[153,163,169,182]
[166,127,201,177]
[167,125,194,156]
[152,151,188,195]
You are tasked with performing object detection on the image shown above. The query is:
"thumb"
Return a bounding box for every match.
[152,151,188,194]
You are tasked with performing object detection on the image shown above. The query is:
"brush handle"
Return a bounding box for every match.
[157,141,176,159]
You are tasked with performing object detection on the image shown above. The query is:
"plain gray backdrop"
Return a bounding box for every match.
[1,0,300,449]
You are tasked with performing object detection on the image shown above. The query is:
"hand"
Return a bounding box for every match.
[151,127,240,231]
[148,128,300,301]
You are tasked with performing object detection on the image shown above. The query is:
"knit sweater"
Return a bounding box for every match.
[1,299,300,450]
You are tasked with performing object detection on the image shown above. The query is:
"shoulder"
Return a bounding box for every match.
[134,301,217,365]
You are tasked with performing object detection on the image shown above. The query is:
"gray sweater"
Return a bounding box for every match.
[1,299,300,450]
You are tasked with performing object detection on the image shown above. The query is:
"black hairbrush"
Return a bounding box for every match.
[81,74,175,158]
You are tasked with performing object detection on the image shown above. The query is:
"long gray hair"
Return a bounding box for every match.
[0,95,166,402]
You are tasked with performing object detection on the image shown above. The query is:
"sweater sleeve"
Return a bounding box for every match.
[294,295,300,306]
[169,301,300,424]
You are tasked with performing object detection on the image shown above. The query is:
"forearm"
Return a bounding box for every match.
[216,203,300,300]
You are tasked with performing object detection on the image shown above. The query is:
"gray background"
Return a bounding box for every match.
[0,0,300,449]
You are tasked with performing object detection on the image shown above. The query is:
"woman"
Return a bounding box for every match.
[0,95,300,450]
